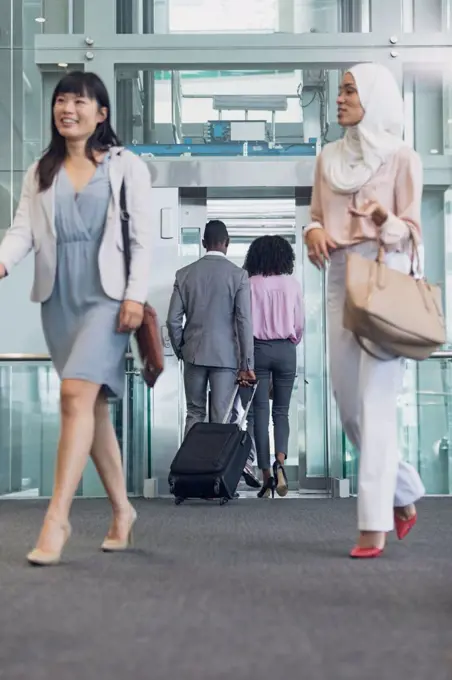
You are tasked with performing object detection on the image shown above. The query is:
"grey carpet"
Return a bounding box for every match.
[0,498,451,680]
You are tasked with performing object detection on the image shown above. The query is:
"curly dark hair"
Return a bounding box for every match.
[243,235,295,277]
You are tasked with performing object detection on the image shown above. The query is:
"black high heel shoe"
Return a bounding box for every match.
[273,460,288,497]
[257,476,276,499]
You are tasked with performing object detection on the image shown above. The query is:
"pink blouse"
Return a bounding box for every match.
[308,146,423,247]
[250,274,304,345]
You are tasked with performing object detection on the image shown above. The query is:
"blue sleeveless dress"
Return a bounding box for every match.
[41,156,129,398]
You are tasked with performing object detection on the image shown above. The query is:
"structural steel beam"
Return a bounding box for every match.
[35,33,452,71]
[138,156,452,188]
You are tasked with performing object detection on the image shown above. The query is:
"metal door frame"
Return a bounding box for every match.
[144,158,340,496]
[214,212,330,492]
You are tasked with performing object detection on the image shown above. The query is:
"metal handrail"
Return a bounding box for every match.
[426,350,452,359]
[0,353,135,361]
[1,350,452,362]
[0,354,50,360]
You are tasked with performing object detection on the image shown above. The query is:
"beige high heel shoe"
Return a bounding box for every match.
[27,520,72,567]
[101,507,137,552]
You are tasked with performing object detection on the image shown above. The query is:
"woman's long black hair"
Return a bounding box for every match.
[243,235,295,277]
[37,71,121,192]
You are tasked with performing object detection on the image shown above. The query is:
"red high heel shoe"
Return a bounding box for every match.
[349,545,384,559]
[394,512,417,541]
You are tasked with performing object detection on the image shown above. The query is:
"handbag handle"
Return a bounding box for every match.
[375,223,421,277]
[120,181,131,281]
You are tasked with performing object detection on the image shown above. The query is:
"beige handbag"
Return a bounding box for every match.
[343,241,446,361]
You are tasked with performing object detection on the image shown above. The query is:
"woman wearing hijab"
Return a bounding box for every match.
[305,63,425,558]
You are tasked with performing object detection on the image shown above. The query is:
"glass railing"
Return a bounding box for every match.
[343,351,452,495]
[0,355,149,499]
[4,352,452,498]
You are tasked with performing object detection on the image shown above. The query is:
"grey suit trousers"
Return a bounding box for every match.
[183,362,237,437]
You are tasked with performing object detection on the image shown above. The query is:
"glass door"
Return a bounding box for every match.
[296,196,331,492]
[227,229,301,490]
[208,195,330,492]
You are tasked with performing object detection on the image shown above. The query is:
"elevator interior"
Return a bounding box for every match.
[143,156,344,497]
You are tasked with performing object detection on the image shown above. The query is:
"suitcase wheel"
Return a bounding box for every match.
[220,497,229,506]
[175,497,184,505]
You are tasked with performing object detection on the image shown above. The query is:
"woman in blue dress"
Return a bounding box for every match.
[0,72,152,565]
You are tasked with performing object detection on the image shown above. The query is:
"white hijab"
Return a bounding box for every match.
[322,63,406,194]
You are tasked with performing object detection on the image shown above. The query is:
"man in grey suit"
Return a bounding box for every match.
[167,220,259,488]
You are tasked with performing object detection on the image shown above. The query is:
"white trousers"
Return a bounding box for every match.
[327,242,425,532]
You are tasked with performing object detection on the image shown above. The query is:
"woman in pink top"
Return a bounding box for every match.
[305,62,425,558]
[243,235,304,499]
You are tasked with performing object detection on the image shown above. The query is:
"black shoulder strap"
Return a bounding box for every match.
[120,180,131,280]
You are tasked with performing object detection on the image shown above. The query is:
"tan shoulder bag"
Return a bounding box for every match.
[343,237,446,361]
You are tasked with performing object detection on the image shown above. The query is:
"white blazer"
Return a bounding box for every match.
[0,147,152,304]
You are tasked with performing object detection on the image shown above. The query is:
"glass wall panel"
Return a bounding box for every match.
[116,0,370,34]
[402,0,451,32]
[117,64,452,162]
[410,358,452,493]
[445,188,452,341]
[0,1,45,239]
[156,70,303,124]
[404,64,452,156]
[116,68,342,147]
[23,2,45,167]
[38,0,84,34]
[0,359,146,498]
[302,237,329,478]
[343,356,452,496]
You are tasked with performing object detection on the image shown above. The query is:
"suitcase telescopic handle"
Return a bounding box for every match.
[222,381,259,427]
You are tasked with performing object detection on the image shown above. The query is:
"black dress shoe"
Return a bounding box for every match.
[242,459,261,489]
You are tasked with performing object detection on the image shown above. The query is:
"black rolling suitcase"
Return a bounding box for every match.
[168,382,257,505]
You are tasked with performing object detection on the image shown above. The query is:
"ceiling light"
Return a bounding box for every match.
[58,62,68,68]
[35,17,46,23]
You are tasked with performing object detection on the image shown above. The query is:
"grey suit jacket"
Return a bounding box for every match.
[167,254,254,370]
